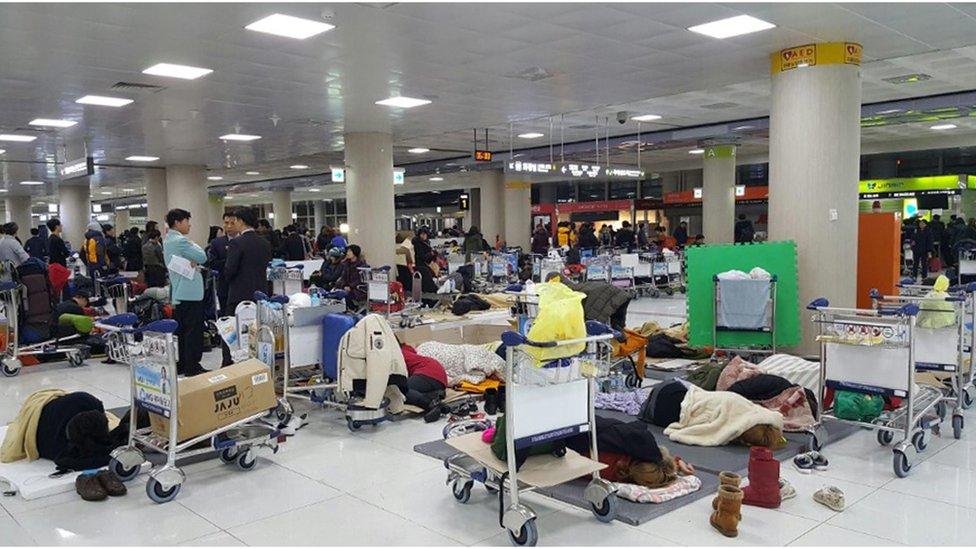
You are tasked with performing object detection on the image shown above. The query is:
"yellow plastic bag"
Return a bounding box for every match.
[917,275,956,329]
[524,281,587,363]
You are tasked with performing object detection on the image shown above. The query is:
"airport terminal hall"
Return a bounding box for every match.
[5,1,976,547]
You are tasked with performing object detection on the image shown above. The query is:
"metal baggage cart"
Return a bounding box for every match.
[105,317,284,503]
[94,275,132,314]
[268,264,304,296]
[443,321,621,546]
[806,298,945,477]
[0,280,89,377]
[712,275,778,357]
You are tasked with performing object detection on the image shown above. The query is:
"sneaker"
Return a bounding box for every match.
[813,485,845,511]
[75,473,108,501]
[810,451,829,471]
[780,478,796,501]
[793,452,815,474]
[95,470,127,497]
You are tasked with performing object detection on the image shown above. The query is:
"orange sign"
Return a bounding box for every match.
[844,42,862,65]
[780,44,816,71]
[771,42,862,74]
[474,150,493,162]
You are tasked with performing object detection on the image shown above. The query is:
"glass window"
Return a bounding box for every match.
[578,181,606,202]
[556,182,575,203]
[640,177,663,198]
[609,180,637,199]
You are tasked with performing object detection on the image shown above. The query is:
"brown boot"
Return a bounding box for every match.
[75,473,108,501]
[710,485,743,538]
[95,470,127,497]
[711,471,741,510]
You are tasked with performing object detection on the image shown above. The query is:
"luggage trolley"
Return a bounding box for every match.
[104,316,284,503]
[443,321,621,546]
[94,275,131,314]
[268,264,304,296]
[0,280,89,377]
[806,298,944,478]
[712,275,777,357]
[869,287,967,437]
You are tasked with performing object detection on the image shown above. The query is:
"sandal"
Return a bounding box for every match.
[780,478,796,501]
[675,455,695,476]
[813,485,845,511]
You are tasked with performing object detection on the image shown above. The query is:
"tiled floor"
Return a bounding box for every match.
[1,295,973,546]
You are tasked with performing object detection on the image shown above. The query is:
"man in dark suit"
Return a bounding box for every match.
[221,206,272,366]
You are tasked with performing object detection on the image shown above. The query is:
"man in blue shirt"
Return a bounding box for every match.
[163,208,208,376]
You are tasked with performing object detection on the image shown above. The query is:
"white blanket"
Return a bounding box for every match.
[0,426,80,500]
[664,386,783,446]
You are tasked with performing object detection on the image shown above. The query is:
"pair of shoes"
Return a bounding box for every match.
[780,478,796,501]
[75,471,127,501]
[793,451,829,474]
[813,485,845,511]
[710,485,744,538]
[742,447,782,509]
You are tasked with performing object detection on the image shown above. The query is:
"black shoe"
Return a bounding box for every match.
[497,387,506,414]
[423,407,442,423]
[484,388,499,416]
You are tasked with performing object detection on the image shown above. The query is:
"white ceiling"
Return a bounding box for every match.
[2,2,976,204]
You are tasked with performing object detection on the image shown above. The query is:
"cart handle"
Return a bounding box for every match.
[253,291,289,304]
[500,321,620,348]
[99,313,139,327]
[104,318,178,334]
[807,297,830,310]
[0,280,18,292]
[322,290,348,300]
[96,275,128,285]
[898,276,917,287]
[504,283,523,292]
[868,288,881,300]
[948,282,976,294]
[877,303,920,317]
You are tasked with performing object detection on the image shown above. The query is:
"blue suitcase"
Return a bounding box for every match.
[321,313,359,380]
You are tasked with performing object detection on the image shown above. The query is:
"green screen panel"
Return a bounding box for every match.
[685,240,801,348]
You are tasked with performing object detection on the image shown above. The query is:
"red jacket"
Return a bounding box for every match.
[400,344,448,387]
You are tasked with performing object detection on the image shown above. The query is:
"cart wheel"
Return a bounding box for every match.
[650,290,660,298]
[109,457,140,482]
[625,373,640,389]
[0,359,21,377]
[146,477,181,504]
[67,353,85,368]
[893,450,911,478]
[552,447,567,458]
[346,417,361,432]
[590,493,618,523]
[665,287,674,296]
[953,414,964,440]
[235,450,257,471]
[678,286,687,294]
[964,391,974,410]
[936,402,948,421]
[451,479,473,504]
[508,518,538,547]
[219,447,239,464]
[912,431,928,452]
[877,430,894,447]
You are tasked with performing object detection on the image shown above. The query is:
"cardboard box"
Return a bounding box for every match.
[149,359,276,442]
[398,323,509,347]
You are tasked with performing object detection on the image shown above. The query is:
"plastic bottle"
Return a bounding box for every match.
[309,286,321,307]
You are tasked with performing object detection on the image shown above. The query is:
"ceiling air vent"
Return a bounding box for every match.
[883,73,931,85]
[701,102,739,110]
[111,81,166,93]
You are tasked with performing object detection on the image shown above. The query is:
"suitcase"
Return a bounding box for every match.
[321,313,360,380]
[369,281,405,313]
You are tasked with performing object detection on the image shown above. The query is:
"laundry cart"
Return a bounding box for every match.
[712,275,778,357]
[443,321,620,546]
[807,298,944,478]
[104,317,284,503]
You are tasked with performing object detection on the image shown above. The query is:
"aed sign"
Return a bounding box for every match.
[780,44,816,71]
[474,150,493,162]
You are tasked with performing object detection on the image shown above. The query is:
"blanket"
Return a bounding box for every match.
[758,386,815,432]
[664,386,783,446]
[595,389,650,416]
[716,356,761,391]
[1,389,67,463]
[615,475,702,504]
[416,341,506,387]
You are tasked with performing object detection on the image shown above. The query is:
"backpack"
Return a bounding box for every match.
[130,296,165,325]
[84,237,104,265]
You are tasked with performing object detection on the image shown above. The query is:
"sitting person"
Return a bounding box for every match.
[340,245,368,311]
[51,290,94,339]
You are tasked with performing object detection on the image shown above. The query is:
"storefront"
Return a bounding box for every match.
[663,185,769,238]
[858,175,976,220]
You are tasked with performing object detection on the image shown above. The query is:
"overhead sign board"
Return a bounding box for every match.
[859,175,966,197]
[506,161,643,180]
[60,156,94,180]
[474,150,493,162]
[459,193,470,211]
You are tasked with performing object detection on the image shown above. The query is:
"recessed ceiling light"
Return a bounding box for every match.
[518,133,544,139]
[122,188,134,192]
[688,148,705,155]
[290,165,309,169]
[309,188,320,192]
[877,108,903,115]
[631,114,662,122]
[0,135,36,142]
[142,63,213,80]
[0,189,8,193]
[245,13,335,39]
[76,95,133,107]
[29,118,77,128]
[883,73,932,85]
[220,134,261,141]
[429,177,444,181]
[0,150,5,155]
[245,171,260,175]
[733,125,754,131]
[99,191,113,195]
[688,15,776,39]
[19,181,44,186]
[126,155,159,162]
[207,176,224,181]
[931,123,957,130]
[376,96,431,108]
[408,148,430,154]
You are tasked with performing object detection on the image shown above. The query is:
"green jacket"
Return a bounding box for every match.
[163,231,207,304]
[686,362,725,391]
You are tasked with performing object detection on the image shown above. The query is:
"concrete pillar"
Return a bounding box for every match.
[769,42,862,352]
[702,144,737,244]
[5,196,31,242]
[59,185,91,250]
[468,188,482,229]
[313,201,325,232]
[165,165,209,246]
[504,181,532,250]
[479,170,505,246]
[345,132,396,267]
[271,190,291,230]
[146,168,168,226]
[208,195,225,228]
[114,208,130,232]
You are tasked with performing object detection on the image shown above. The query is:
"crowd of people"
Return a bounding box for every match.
[531,220,705,256]
[902,213,976,280]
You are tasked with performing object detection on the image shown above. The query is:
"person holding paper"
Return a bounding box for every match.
[163,209,208,377]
